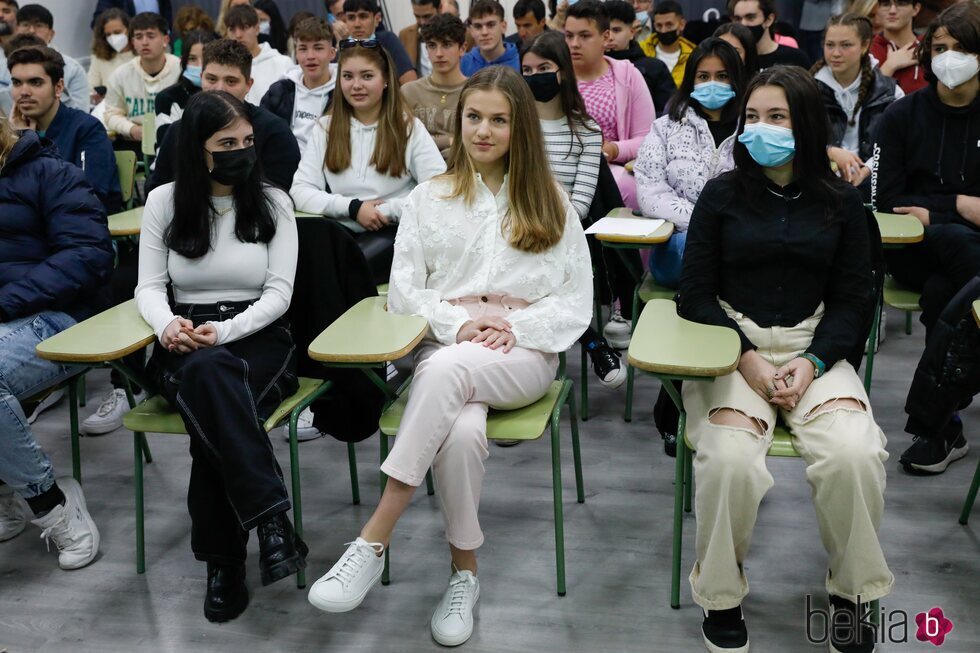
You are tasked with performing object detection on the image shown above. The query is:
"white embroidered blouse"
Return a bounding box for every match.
[388,176,594,353]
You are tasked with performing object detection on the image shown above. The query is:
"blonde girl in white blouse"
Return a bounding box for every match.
[307,66,593,647]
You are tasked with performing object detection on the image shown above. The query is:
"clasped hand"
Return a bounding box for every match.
[162,317,217,354]
[738,350,815,410]
[456,317,516,353]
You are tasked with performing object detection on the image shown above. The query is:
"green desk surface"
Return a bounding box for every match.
[108,207,143,236]
[874,211,924,245]
[595,208,674,245]
[308,296,427,364]
[627,299,740,378]
[974,301,979,328]
[36,299,154,363]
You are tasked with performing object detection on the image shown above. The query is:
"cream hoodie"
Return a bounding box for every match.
[246,42,292,106]
[103,54,181,137]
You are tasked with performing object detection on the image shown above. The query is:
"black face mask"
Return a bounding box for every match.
[656,29,680,46]
[0,21,12,37]
[207,146,257,186]
[747,23,767,43]
[524,71,561,103]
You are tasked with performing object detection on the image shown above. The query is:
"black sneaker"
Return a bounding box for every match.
[663,432,677,458]
[900,417,968,475]
[829,595,877,653]
[701,606,749,652]
[588,340,626,389]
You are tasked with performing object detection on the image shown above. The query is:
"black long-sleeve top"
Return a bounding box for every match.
[678,174,872,368]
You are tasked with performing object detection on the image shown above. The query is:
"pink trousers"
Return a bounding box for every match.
[380,295,558,550]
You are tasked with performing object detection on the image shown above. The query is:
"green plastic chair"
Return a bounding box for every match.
[960,460,980,525]
[121,376,348,589]
[115,150,137,210]
[883,275,921,335]
[377,359,584,596]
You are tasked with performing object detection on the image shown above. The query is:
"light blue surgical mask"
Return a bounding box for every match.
[183,64,202,88]
[690,81,735,110]
[635,10,648,27]
[738,122,796,168]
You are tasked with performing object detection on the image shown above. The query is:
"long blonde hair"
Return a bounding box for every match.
[0,116,18,172]
[325,44,413,178]
[443,66,566,254]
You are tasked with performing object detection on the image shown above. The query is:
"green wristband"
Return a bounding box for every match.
[802,353,826,378]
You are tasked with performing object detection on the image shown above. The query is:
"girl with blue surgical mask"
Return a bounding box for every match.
[635,38,745,291]
[679,65,891,653]
[154,31,218,146]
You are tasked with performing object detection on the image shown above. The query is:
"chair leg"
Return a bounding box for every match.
[580,345,589,421]
[134,431,146,574]
[78,372,87,408]
[550,401,567,596]
[566,385,585,504]
[670,411,687,609]
[425,470,435,496]
[905,310,912,335]
[69,376,81,483]
[380,433,391,586]
[863,300,881,396]
[959,458,980,525]
[122,380,153,464]
[624,364,635,422]
[347,442,360,505]
[288,407,306,589]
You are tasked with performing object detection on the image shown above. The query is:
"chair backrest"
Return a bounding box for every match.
[115,150,137,206]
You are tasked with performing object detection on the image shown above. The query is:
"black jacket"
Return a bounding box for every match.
[905,275,980,439]
[607,43,676,116]
[871,83,980,229]
[817,69,897,163]
[146,102,300,194]
[91,0,172,28]
[154,76,199,146]
[288,217,386,443]
[259,78,335,130]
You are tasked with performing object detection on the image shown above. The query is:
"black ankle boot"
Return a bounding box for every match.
[257,512,308,586]
[204,563,248,623]
[829,595,877,652]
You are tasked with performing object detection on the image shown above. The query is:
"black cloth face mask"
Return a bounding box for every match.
[524,71,560,103]
[207,146,257,186]
[657,29,680,46]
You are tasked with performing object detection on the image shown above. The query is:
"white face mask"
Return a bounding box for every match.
[106,32,129,53]
[259,20,271,35]
[932,50,980,90]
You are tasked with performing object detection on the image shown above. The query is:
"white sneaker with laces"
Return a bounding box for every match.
[0,485,27,542]
[80,388,145,435]
[430,570,480,647]
[27,388,65,425]
[30,477,100,569]
[279,407,323,442]
[603,310,632,349]
[308,537,385,613]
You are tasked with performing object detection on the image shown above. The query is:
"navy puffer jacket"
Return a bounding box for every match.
[0,131,114,322]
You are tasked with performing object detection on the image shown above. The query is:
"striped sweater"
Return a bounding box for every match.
[540,116,603,220]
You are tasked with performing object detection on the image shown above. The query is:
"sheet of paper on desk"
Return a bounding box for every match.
[584,216,666,237]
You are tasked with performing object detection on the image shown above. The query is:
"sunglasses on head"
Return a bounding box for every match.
[339,38,380,50]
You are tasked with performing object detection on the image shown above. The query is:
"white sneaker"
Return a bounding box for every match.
[80,388,145,435]
[279,407,323,442]
[27,388,65,424]
[603,310,632,349]
[0,485,27,542]
[430,570,480,647]
[30,477,100,569]
[308,537,385,613]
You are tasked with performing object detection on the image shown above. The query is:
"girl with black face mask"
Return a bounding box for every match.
[521,31,628,391]
[135,90,303,624]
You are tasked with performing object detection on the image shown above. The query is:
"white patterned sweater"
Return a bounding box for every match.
[634,107,737,232]
[388,176,594,353]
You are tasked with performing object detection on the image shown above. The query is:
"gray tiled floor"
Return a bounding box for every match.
[2,307,978,652]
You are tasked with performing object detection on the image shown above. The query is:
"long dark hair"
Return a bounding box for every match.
[668,37,746,123]
[254,0,290,55]
[730,66,843,214]
[169,91,278,259]
[180,30,217,71]
[713,22,758,79]
[91,8,130,61]
[520,31,599,142]
[919,2,980,83]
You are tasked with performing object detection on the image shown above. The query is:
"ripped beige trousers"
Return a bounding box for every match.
[682,302,894,610]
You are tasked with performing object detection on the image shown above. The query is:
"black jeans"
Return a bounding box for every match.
[353,226,397,286]
[885,223,980,334]
[149,301,299,565]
